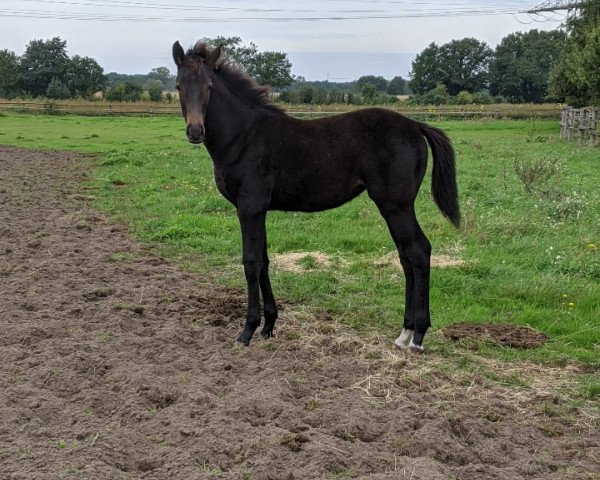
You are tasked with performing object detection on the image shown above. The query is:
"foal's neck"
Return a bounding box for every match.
[204,79,264,161]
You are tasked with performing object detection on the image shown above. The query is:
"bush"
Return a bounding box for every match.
[514,155,562,196]
[148,87,163,102]
[473,91,495,104]
[413,84,451,105]
[456,91,475,105]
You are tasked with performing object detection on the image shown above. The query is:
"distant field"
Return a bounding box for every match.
[1,113,598,364]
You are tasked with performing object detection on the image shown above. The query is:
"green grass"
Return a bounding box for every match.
[1,113,598,364]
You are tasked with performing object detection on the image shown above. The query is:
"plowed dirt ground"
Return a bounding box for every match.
[1,146,598,479]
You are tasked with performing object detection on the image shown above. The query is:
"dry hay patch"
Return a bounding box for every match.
[273,251,465,275]
[272,251,334,273]
[376,251,465,269]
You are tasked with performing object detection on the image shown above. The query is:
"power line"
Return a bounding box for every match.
[1,0,548,23]
[0,6,539,23]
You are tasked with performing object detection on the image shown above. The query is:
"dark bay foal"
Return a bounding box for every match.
[172,41,460,352]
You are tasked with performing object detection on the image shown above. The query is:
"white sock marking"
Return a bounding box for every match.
[394,329,414,350]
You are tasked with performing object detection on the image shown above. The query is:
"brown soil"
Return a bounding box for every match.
[443,322,550,349]
[1,146,598,480]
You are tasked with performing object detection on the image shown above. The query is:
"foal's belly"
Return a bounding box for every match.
[270,182,366,213]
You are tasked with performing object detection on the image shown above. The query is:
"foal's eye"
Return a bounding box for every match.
[175,84,180,91]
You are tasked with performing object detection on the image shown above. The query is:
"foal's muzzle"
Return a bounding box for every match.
[186,123,205,144]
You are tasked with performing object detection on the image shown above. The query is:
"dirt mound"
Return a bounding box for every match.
[443,322,550,349]
[0,146,598,480]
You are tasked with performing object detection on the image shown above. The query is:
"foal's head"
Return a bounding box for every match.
[172,41,222,144]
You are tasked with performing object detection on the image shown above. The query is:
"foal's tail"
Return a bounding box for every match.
[420,123,461,228]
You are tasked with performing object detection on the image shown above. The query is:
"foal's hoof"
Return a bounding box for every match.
[236,334,250,347]
[407,342,425,354]
[394,329,424,354]
[260,328,273,339]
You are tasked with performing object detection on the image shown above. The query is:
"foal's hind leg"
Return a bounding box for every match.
[395,251,416,349]
[259,241,278,339]
[376,203,432,352]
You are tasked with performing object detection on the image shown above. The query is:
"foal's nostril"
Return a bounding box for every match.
[186,124,205,143]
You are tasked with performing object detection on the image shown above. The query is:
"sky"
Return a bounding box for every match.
[0,0,566,81]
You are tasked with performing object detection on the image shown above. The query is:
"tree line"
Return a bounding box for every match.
[0,1,598,106]
[279,75,408,106]
[0,37,105,100]
[278,30,563,106]
[281,1,599,107]
[0,35,294,102]
[406,31,564,105]
[409,0,599,107]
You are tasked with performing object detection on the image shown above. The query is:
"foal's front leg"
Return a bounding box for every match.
[259,240,278,339]
[237,206,267,346]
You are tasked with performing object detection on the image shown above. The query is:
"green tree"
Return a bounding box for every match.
[438,38,492,95]
[148,66,175,90]
[359,82,377,103]
[250,51,293,89]
[489,30,563,103]
[145,78,165,102]
[46,77,70,99]
[410,39,492,96]
[202,36,293,89]
[105,72,146,88]
[356,75,388,92]
[0,49,20,98]
[387,76,408,95]
[549,0,600,106]
[409,43,441,95]
[202,36,257,70]
[68,55,105,98]
[299,86,314,103]
[19,37,70,97]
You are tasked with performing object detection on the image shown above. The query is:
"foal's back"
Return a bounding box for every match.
[260,108,428,213]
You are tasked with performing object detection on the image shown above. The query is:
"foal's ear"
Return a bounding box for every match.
[172,41,185,67]
[208,45,222,71]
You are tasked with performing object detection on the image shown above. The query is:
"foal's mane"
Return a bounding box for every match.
[186,42,285,115]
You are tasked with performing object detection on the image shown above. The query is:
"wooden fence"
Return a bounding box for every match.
[0,100,180,116]
[560,107,599,146]
[0,100,564,120]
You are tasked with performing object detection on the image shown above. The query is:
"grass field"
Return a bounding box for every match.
[1,113,598,366]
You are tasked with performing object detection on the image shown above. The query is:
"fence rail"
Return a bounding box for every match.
[560,106,599,146]
[0,100,564,120]
[0,101,181,116]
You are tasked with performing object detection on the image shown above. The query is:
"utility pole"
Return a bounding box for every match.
[527,1,585,14]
